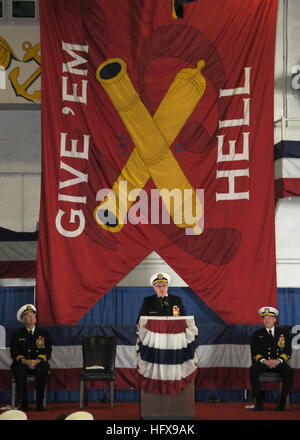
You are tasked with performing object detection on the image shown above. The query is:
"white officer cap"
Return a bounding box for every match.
[65,411,94,420]
[258,306,279,317]
[0,409,27,420]
[150,272,171,286]
[16,304,37,322]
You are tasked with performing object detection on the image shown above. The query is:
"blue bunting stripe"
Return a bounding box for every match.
[139,340,197,364]
[0,227,38,242]
[274,141,300,160]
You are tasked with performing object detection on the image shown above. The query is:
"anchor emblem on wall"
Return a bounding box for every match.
[0,36,41,102]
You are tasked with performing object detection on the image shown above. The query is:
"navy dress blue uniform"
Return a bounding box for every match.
[137,293,186,322]
[10,325,52,410]
[137,272,187,324]
[250,308,293,410]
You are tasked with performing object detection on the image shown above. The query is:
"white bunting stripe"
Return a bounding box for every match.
[137,356,198,381]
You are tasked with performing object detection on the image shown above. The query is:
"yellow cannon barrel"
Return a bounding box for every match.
[95,58,206,234]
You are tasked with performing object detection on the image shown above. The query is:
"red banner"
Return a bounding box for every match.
[37,0,278,325]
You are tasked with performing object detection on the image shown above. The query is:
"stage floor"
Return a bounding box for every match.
[1,401,300,421]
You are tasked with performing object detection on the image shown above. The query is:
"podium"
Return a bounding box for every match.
[137,316,198,419]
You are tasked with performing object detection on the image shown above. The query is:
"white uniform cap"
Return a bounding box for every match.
[258,306,279,317]
[150,272,171,286]
[16,304,37,322]
[65,411,94,420]
[0,409,27,420]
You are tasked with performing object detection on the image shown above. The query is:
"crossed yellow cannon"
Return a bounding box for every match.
[94,57,206,235]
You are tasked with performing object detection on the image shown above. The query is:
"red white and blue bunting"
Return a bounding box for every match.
[137,317,198,394]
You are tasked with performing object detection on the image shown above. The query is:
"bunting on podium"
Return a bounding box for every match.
[137,316,198,394]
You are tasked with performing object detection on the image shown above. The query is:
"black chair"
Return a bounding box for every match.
[11,374,48,409]
[79,334,117,409]
[249,336,290,410]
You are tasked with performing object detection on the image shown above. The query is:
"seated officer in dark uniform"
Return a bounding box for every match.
[10,304,52,411]
[249,306,293,411]
[137,272,186,323]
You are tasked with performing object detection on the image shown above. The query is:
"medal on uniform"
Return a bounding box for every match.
[173,305,179,316]
[36,336,45,349]
[278,334,285,349]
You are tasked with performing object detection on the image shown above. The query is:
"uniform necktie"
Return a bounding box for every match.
[269,330,273,338]
[159,297,168,312]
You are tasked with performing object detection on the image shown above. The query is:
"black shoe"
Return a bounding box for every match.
[275,401,286,411]
[20,400,28,411]
[254,400,263,411]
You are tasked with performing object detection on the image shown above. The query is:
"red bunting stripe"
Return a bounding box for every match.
[145,319,188,334]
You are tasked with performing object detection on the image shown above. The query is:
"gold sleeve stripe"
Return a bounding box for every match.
[279,353,289,362]
[16,355,25,361]
[38,354,46,362]
[255,354,263,361]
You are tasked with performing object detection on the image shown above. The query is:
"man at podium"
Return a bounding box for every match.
[136,273,197,418]
[137,272,186,321]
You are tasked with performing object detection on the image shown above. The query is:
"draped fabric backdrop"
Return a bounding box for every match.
[37,0,278,325]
